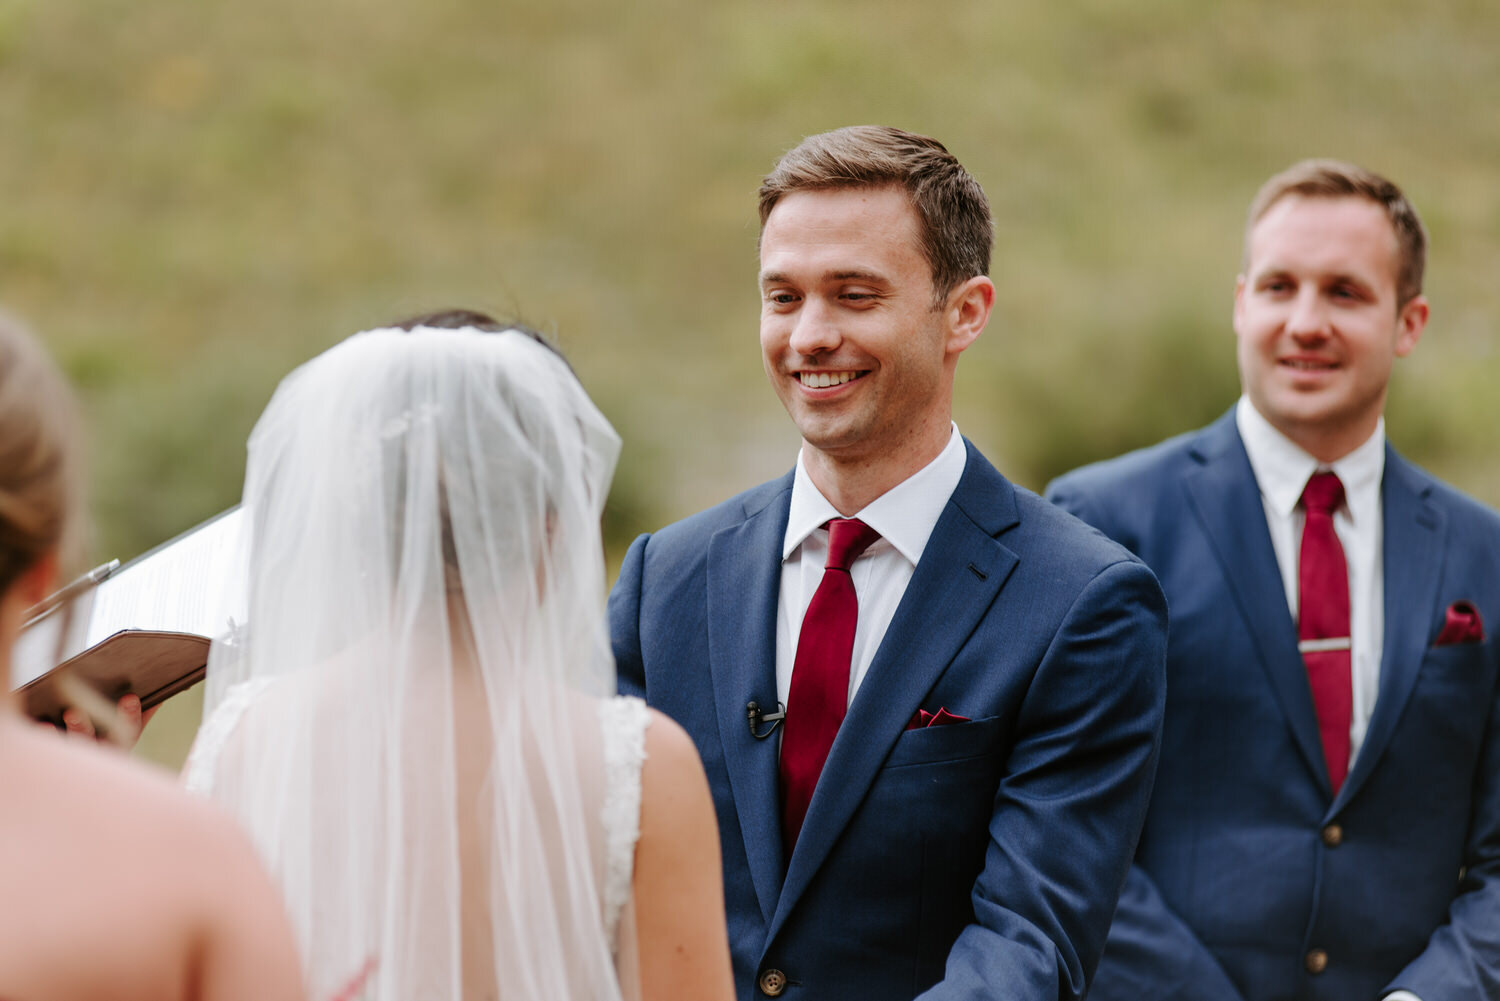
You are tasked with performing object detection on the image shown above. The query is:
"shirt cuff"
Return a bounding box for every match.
[1385,991,1423,1001]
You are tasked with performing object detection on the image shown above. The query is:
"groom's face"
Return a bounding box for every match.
[757,185,954,466]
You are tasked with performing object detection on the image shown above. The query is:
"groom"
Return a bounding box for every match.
[609,126,1169,1000]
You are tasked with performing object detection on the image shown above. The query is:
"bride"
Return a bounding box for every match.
[184,312,732,1001]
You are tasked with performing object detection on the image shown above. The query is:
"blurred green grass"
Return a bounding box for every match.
[4,0,1498,767]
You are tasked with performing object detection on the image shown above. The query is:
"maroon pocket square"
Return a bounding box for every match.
[906,707,970,730]
[1435,601,1485,646]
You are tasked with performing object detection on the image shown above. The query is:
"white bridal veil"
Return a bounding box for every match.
[195,326,626,1000]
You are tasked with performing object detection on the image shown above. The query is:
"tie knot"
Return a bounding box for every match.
[824,518,881,571]
[1301,471,1345,516]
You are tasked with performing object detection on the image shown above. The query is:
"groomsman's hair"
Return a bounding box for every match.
[757,126,993,307]
[1245,159,1428,308]
[0,309,83,594]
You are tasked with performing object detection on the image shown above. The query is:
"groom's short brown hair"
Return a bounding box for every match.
[758,126,993,305]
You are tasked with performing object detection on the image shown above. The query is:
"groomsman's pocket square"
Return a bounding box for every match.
[1435,601,1485,646]
[906,707,970,730]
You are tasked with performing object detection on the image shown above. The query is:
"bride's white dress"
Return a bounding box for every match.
[185,685,651,959]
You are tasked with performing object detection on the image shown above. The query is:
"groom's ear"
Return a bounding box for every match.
[943,276,994,358]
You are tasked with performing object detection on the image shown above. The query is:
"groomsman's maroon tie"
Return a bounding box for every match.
[1298,471,1353,795]
[780,518,881,851]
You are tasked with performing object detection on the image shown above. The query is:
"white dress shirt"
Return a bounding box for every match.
[774,424,967,712]
[1236,397,1386,773]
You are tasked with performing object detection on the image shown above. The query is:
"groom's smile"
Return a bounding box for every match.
[796,370,868,389]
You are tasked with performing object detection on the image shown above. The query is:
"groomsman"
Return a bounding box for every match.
[1048,160,1500,1000]
[609,125,1168,1000]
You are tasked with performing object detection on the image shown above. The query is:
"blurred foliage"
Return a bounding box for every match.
[3,0,1498,764]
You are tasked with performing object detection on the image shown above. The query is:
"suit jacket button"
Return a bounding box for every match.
[759,969,788,996]
[1305,948,1329,974]
[1321,823,1343,847]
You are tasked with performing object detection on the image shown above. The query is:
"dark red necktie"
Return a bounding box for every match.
[780,518,881,851]
[1298,471,1353,794]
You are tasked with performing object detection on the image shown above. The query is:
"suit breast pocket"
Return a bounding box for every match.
[1410,639,1496,758]
[1420,638,1495,692]
[883,714,1005,769]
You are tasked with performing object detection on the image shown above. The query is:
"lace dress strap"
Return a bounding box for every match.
[182,678,275,795]
[597,695,650,951]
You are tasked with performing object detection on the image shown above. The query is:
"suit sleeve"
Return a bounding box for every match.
[1086,868,1248,1001]
[920,559,1168,1001]
[1387,642,1500,1000]
[1043,478,1248,1001]
[608,533,650,700]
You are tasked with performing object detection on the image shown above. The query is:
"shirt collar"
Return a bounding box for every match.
[1235,395,1385,520]
[783,424,968,565]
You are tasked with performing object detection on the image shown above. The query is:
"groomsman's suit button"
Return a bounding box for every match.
[1305,948,1329,974]
[1321,823,1343,847]
[758,968,788,996]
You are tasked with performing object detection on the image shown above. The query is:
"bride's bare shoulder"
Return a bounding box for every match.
[632,708,734,1000]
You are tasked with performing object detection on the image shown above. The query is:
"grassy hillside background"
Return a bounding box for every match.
[3,0,1497,765]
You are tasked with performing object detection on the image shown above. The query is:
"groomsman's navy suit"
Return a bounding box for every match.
[1047,410,1500,1001]
[609,441,1168,1001]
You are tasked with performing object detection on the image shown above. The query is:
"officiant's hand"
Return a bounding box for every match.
[60,693,157,748]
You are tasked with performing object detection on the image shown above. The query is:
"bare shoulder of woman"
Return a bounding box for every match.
[631,709,734,1001]
[0,725,306,1001]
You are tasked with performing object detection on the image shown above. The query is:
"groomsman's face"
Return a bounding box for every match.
[1233,194,1428,462]
[758,185,978,469]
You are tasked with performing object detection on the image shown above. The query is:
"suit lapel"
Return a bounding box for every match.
[1338,448,1444,804]
[706,477,793,926]
[768,443,1019,941]
[1182,414,1333,795]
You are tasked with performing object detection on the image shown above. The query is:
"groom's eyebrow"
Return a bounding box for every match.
[758,268,890,288]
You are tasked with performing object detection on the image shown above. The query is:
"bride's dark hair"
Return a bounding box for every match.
[391,308,575,375]
[393,308,505,332]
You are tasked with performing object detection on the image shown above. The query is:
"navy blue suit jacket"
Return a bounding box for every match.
[1047,410,1500,1001]
[609,441,1168,1001]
